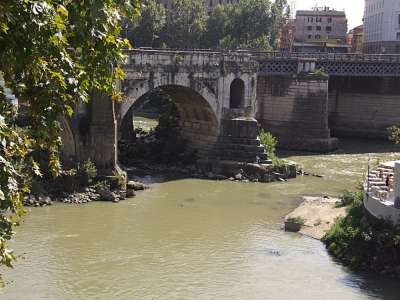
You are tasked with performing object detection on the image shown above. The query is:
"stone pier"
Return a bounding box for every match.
[256,72,338,152]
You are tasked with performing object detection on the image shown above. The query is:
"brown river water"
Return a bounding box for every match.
[2,138,400,300]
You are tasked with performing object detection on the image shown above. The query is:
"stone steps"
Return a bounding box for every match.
[216,149,268,161]
[218,136,261,146]
[215,143,265,153]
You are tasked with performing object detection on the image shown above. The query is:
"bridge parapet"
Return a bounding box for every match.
[125,48,400,77]
[124,49,258,74]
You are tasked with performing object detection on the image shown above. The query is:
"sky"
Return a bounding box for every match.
[293,0,365,30]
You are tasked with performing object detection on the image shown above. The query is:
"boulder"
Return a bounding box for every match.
[98,188,117,202]
[127,181,149,191]
[126,188,136,198]
[234,173,243,181]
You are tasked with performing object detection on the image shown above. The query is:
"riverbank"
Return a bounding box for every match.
[284,196,347,239]
[124,159,299,183]
[323,191,400,279]
[23,179,149,207]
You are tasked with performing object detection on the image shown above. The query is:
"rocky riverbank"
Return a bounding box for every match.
[124,159,299,183]
[23,180,149,207]
[284,196,347,240]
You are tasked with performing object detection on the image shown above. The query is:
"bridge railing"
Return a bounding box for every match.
[126,48,400,64]
[258,52,400,63]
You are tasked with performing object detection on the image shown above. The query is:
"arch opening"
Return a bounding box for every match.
[118,85,219,165]
[229,78,245,109]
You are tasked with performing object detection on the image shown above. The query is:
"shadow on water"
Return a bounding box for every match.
[279,137,400,158]
[338,266,400,300]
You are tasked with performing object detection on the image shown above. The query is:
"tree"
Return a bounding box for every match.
[205,0,289,50]
[163,0,208,49]
[202,5,231,49]
[0,0,140,279]
[130,0,166,48]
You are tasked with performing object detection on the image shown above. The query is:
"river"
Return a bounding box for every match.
[1,137,400,299]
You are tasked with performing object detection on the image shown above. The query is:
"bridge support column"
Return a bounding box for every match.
[86,91,118,176]
[257,73,338,152]
[214,118,269,163]
[119,106,135,142]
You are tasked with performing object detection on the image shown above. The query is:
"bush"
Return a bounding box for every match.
[286,217,305,225]
[323,190,400,276]
[76,159,97,186]
[388,125,400,144]
[259,129,277,159]
[337,190,361,207]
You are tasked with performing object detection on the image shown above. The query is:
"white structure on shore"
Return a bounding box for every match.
[363,0,400,54]
[364,161,400,224]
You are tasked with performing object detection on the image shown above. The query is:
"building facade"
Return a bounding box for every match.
[157,0,239,12]
[363,0,400,54]
[347,25,364,53]
[293,7,349,53]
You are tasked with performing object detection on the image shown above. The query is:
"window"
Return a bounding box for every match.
[326,26,332,32]
[308,34,312,39]
[307,26,312,31]
[315,34,321,39]
[397,32,400,40]
[316,26,321,31]
[327,17,332,23]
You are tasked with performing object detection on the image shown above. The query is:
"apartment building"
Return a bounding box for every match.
[364,0,400,53]
[293,7,349,53]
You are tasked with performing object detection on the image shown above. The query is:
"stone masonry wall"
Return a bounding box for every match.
[256,74,338,152]
[328,77,400,138]
[329,93,400,138]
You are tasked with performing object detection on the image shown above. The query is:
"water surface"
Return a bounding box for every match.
[2,138,400,300]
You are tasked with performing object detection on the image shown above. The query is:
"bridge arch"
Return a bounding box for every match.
[119,82,220,156]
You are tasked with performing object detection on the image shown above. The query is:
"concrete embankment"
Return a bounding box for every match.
[285,196,347,240]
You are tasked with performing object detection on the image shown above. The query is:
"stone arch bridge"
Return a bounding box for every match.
[61,49,400,175]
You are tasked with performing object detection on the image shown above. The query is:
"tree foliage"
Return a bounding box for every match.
[388,125,400,145]
[130,0,290,50]
[164,0,208,49]
[130,1,166,48]
[0,0,140,278]
[324,191,400,277]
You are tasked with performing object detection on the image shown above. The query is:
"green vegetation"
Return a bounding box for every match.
[128,0,290,51]
[388,125,400,145]
[286,217,305,226]
[0,0,140,278]
[323,191,400,277]
[76,160,98,187]
[259,130,277,158]
[335,190,358,207]
[259,129,285,167]
[119,92,194,165]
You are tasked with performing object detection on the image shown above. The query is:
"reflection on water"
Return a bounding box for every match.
[133,116,158,132]
[1,138,400,300]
